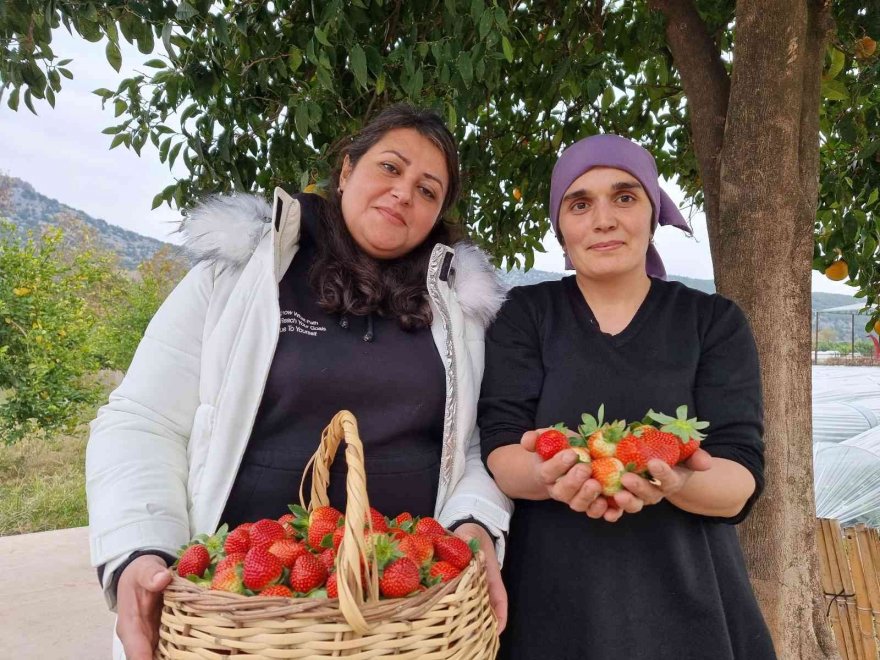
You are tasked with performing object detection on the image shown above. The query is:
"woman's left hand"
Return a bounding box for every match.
[454,522,507,634]
[612,447,713,512]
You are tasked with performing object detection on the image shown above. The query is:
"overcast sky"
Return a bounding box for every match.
[0,30,854,294]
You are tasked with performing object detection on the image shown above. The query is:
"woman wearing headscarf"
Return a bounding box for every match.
[87,104,511,660]
[478,135,775,659]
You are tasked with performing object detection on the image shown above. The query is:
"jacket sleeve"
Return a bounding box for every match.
[86,262,214,610]
[436,315,514,565]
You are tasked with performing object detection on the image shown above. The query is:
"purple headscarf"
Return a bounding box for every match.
[549,134,692,279]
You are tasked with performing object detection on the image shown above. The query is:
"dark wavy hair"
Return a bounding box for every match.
[309,104,463,330]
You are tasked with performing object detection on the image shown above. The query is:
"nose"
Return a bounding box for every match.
[592,199,618,231]
[391,182,412,206]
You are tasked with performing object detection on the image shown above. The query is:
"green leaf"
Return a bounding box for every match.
[288,47,303,72]
[143,59,166,68]
[213,14,231,47]
[175,1,199,20]
[168,142,183,168]
[825,47,845,80]
[110,134,126,149]
[23,89,37,115]
[7,87,19,111]
[93,88,114,99]
[350,44,368,89]
[59,67,74,80]
[457,51,473,86]
[868,189,879,207]
[478,10,493,39]
[106,41,122,72]
[821,79,848,101]
[501,36,513,63]
[294,103,310,140]
[314,26,331,47]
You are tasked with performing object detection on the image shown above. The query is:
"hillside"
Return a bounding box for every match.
[0,175,171,270]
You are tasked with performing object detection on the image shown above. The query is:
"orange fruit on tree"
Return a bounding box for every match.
[874,319,880,335]
[512,187,522,202]
[824,259,849,281]
[856,36,877,60]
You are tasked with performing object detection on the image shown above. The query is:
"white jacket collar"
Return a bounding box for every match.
[179,192,506,328]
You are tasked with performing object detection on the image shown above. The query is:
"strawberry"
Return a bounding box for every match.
[570,446,592,464]
[243,547,283,591]
[586,420,626,459]
[258,584,293,598]
[637,428,681,467]
[645,406,709,465]
[614,434,648,473]
[268,538,308,568]
[677,437,701,461]
[224,526,251,555]
[369,507,389,533]
[590,456,626,496]
[398,533,434,566]
[277,513,296,537]
[312,505,344,527]
[215,552,246,576]
[210,569,244,594]
[433,535,474,570]
[394,512,413,526]
[177,544,210,578]
[290,553,328,593]
[429,561,462,583]
[319,547,337,571]
[249,519,286,549]
[332,525,346,552]
[414,517,446,538]
[379,557,421,598]
[308,518,338,551]
[327,572,339,598]
[535,424,571,460]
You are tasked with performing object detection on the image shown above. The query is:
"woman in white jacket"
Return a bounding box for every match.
[87,104,512,660]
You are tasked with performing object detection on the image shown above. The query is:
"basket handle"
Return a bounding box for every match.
[299,410,380,633]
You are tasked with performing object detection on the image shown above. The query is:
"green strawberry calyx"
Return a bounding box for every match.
[578,404,605,437]
[646,405,710,443]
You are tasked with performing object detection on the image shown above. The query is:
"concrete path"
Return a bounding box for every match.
[0,526,115,659]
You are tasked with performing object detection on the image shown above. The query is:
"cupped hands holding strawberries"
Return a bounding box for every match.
[522,404,713,521]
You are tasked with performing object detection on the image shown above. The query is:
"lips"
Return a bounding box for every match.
[376,206,405,226]
[589,241,624,251]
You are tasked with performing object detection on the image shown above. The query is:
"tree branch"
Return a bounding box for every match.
[649,0,729,225]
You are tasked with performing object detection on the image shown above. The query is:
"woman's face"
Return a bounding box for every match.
[339,127,448,259]
[557,167,653,281]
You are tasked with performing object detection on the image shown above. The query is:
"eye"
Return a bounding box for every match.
[381,162,399,174]
[419,186,437,200]
[617,193,635,203]
[570,200,589,212]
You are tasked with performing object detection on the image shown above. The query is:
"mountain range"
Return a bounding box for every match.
[0,174,860,315]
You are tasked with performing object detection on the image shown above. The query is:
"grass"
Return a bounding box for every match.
[0,427,89,535]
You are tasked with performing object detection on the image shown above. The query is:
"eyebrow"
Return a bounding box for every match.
[381,150,445,189]
[562,180,643,202]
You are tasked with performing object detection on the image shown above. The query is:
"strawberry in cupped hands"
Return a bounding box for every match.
[590,457,626,496]
[646,405,709,463]
[535,424,573,460]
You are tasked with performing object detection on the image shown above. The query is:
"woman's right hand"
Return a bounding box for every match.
[520,429,606,513]
[115,554,173,660]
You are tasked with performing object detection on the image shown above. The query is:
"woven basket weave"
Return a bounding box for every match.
[156,410,499,659]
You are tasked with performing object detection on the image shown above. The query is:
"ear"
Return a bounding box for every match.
[339,155,353,192]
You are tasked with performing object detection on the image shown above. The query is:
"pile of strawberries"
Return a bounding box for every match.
[174,504,479,600]
[536,405,709,501]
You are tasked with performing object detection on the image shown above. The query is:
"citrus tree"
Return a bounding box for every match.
[0,222,117,443]
[3,1,878,655]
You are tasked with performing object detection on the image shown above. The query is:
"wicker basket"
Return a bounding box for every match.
[156,410,500,659]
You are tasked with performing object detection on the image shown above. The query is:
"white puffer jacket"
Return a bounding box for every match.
[87,188,513,610]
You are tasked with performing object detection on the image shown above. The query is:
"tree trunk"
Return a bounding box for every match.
[657,0,836,657]
[715,1,835,657]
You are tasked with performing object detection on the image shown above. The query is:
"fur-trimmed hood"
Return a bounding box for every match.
[179,194,506,327]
